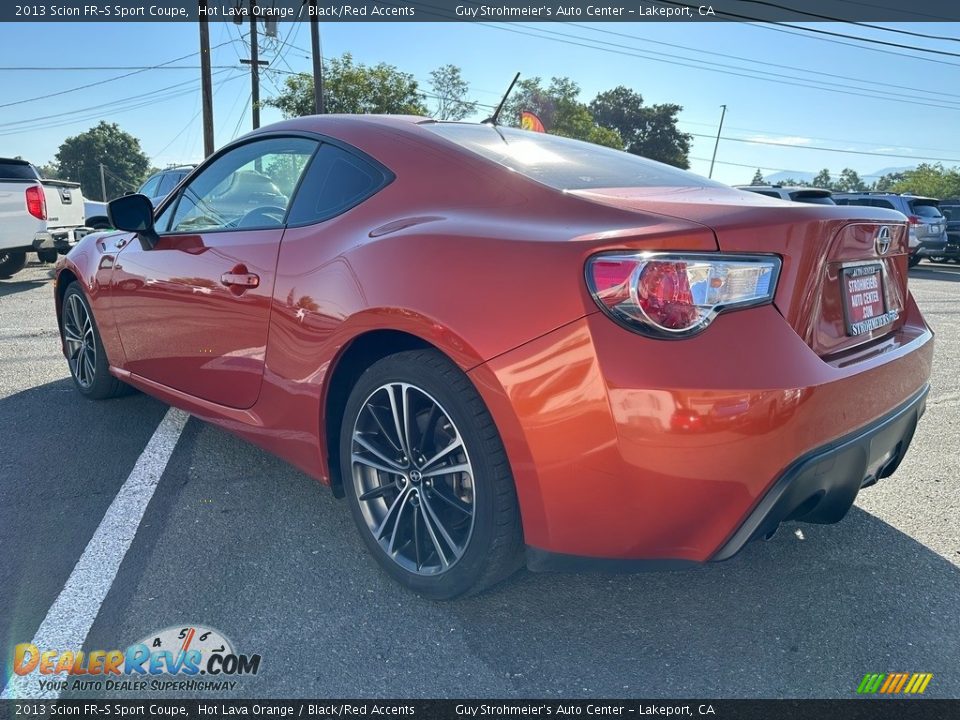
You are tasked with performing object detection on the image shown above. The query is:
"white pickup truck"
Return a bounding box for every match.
[0,157,92,278]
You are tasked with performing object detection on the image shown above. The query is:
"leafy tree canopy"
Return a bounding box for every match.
[55,121,150,201]
[589,86,692,168]
[429,64,477,121]
[266,53,428,118]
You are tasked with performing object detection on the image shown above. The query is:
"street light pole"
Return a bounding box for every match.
[708,104,726,179]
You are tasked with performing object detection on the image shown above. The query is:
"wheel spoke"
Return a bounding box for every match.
[422,463,471,479]
[419,490,462,560]
[63,326,82,343]
[385,384,410,456]
[365,404,402,454]
[420,438,463,472]
[353,433,404,470]
[358,484,395,502]
[413,504,423,570]
[418,501,450,568]
[83,350,95,385]
[351,453,403,477]
[426,484,472,516]
[387,494,409,556]
[375,486,411,541]
[415,402,439,454]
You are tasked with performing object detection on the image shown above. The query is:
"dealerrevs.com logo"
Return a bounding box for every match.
[11,625,260,693]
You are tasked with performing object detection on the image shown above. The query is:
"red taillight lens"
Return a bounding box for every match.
[636,261,698,330]
[907,215,921,225]
[25,185,46,220]
[586,252,781,338]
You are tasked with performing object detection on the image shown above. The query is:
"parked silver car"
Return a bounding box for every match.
[834,192,947,267]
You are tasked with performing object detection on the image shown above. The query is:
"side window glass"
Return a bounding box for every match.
[156,171,184,199]
[286,143,387,225]
[165,137,317,234]
[138,174,161,198]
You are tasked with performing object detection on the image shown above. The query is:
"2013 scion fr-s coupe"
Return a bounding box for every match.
[55,116,933,599]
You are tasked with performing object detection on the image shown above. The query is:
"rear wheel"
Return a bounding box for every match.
[0,250,27,278]
[37,250,58,264]
[908,255,921,268]
[340,349,523,599]
[62,283,129,399]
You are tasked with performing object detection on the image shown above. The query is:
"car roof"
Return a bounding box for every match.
[736,185,832,193]
[0,157,32,165]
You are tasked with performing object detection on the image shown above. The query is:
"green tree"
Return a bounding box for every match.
[750,169,765,185]
[55,122,150,201]
[887,163,960,198]
[503,76,622,149]
[37,161,61,179]
[588,86,691,168]
[812,168,832,189]
[429,64,477,121]
[835,167,866,192]
[266,53,427,118]
[872,171,905,191]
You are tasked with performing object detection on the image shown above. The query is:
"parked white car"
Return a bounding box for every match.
[0,157,92,277]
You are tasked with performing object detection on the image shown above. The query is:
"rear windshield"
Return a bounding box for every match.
[842,198,897,210]
[0,160,40,180]
[909,201,942,218]
[424,123,724,191]
[789,190,835,205]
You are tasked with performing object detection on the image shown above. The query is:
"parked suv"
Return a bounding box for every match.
[735,185,836,205]
[138,165,194,206]
[834,192,947,267]
[934,203,960,263]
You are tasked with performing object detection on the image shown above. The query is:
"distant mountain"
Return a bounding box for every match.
[760,166,916,185]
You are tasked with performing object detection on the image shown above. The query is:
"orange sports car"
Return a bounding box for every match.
[56,116,932,598]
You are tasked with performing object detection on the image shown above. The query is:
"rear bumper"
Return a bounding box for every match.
[33,226,93,253]
[712,383,927,561]
[474,298,933,565]
[912,237,948,257]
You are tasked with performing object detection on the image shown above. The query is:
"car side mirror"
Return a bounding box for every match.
[108,193,158,248]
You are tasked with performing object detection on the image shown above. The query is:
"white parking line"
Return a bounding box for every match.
[1,407,190,700]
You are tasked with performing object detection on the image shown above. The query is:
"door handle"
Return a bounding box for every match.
[220,270,260,288]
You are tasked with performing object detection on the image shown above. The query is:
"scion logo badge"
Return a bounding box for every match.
[875,226,892,255]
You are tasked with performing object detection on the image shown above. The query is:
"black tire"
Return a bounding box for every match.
[908,255,921,268]
[0,250,27,278]
[88,218,112,230]
[340,349,523,599]
[37,250,58,264]
[61,283,129,400]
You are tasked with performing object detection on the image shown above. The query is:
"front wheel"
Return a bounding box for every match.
[61,283,129,399]
[340,349,523,599]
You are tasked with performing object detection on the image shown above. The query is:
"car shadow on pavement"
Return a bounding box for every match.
[0,378,170,688]
[0,276,51,298]
[65,412,960,701]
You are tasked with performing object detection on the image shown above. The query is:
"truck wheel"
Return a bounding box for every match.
[37,250,58,264]
[0,251,27,278]
[908,255,921,268]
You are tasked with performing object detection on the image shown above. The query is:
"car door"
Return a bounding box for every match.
[111,135,318,409]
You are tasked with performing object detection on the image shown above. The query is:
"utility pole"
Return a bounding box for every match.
[309,0,324,114]
[198,0,215,156]
[708,104,727,179]
[99,163,107,202]
[249,0,260,129]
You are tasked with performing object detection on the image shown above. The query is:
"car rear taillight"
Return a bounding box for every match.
[25,185,46,220]
[907,215,921,225]
[586,252,781,338]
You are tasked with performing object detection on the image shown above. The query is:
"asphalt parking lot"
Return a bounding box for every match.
[0,259,958,700]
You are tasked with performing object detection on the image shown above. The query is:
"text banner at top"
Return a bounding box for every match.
[3,0,960,23]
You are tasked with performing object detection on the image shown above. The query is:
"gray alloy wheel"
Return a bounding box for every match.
[60,283,130,400]
[63,292,97,390]
[350,382,476,576]
[340,349,523,599]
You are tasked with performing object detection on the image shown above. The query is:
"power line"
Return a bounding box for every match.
[0,41,235,110]
[689,132,960,163]
[568,22,960,104]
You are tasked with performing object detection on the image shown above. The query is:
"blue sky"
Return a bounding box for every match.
[1,19,958,186]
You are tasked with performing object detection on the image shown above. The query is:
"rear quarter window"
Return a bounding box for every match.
[286,143,389,225]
